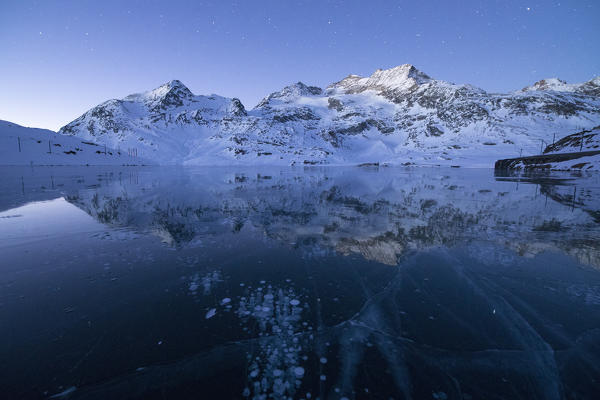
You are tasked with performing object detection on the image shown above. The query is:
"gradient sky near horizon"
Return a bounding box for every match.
[1,0,599,131]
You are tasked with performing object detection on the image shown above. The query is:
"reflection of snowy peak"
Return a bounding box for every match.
[58,65,600,167]
[64,169,600,268]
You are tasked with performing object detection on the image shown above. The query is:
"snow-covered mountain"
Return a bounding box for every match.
[58,80,251,165]
[0,120,149,165]
[57,65,600,167]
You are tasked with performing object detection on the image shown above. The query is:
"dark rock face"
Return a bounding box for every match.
[153,87,192,111]
[578,79,600,96]
[494,150,600,170]
[327,97,343,111]
[544,126,600,154]
[426,123,444,137]
[256,82,323,109]
[228,98,247,117]
[273,107,320,123]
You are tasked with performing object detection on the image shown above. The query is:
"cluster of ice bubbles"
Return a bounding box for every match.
[186,272,314,399]
[236,281,311,400]
[188,270,223,298]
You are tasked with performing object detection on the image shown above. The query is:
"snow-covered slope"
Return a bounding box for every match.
[57,66,600,167]
[58,80,251,165]
[541,126,600,170]
[0,120,148,165]
[544,125,600,154]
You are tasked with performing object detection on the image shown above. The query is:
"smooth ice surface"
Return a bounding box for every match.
[0,166,599,399]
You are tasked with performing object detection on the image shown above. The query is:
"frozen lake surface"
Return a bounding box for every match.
[1,166,599,399]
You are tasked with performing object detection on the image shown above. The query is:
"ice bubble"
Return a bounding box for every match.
[320,357,327,364]
[205,308,216,319]
[273,369,283,376]
[320,375,326,381]
[294,366,305,377]
[221,298,231,305]
[290,299,300,306]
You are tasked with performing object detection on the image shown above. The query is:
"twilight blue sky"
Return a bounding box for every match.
[1,0,599,131]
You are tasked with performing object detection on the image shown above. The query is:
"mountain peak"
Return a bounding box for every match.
[521,78,570,92]
[148,80,192,98]
[255,81,323,108]
[285,82,323,96]
[329,64,432,93]
[521,76,600,95]
[123,80,194,104]
[367,64,432,88]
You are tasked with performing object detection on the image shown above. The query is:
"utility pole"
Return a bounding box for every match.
[104,144,107,155]
[519,148,523,158]
[552,133,555,146]
[580,130,584,152]
[18,137,21,152]
[540,139,544,155]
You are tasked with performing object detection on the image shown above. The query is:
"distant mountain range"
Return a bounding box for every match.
[3,64,600,167]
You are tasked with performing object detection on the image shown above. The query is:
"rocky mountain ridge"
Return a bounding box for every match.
[56,65,600,167]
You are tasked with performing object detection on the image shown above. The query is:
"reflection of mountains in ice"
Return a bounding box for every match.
[62,168,600,267]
